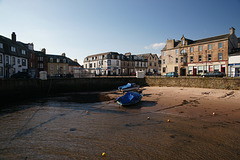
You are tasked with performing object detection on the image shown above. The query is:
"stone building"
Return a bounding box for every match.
[47,53,69,77]
[138,53,160,75]
[161,27,238,76]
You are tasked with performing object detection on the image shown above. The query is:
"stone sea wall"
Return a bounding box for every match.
[1,77,240,105]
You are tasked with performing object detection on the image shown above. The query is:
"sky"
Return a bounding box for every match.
[0,0,240,64]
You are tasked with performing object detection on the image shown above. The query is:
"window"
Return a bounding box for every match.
[50,58,53,63]
[12,57,15,65]
[107,60,111,66]
[6,56,9,64]
[163,67,166,73]
[63,59,66,63]
[208,54,212,61]
[0,67,3,76]
[182,40,185,45]
[0,43,3,48]
[219,43,222,49]
[89,63,92,68]
[176,50,178,54]
[199,46,202,51]
[57,58,60,63]
[38,57,43,61]
[0,55,2,63]
[181,49,186,54]
[18,59,20,64]
[181,57,183,63]
[163,59,165,64]
[163,52,165,56]
[22,59,26,66]
[176,58,178,63]
[218,53,222,60]
[208,44,212,50]
[190,56,193,63]
[22,50,26,55]
[63,66,66,70]
[199,55,202,62]
[154,62,156,66]
[94,63,96,68]
[39,63,43,69]
[116,60,119,66]
[190,47,193,53]
[150,62,152,66]
[11,46,16,52]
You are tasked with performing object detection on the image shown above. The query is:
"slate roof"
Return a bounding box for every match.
[0,34,29,58]
[162,33,230,51]
[68,58,80,66]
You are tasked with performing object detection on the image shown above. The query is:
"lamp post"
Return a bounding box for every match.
[205,50,207,73]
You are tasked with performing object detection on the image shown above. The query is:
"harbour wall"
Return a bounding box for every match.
[1,77,240,105]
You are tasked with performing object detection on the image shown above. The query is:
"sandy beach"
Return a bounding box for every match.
[0,87,239,159]
[108,87,240,125]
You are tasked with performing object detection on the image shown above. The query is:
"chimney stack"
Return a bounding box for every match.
[230,27,235,35]
[11,32,16,42]
[41,48,46,54]
[62,53,66,57]
[74,59,78,62]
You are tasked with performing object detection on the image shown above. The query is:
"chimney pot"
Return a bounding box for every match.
[11,32,16,42]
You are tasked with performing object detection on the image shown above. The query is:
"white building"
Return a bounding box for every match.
[228,51,240,77]
[0,32,29,78]
[83,52,121,76]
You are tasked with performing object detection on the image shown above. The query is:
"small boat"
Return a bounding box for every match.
[118,83,140,92]
[116,91,143,106]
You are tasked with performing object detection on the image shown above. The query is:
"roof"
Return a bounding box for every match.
[68,58,80,66]
[190,34,230,45]
[85,52,119,58]
[0,34,29,58]
[162,33,230,51]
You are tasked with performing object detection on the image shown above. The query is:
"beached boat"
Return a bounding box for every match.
[116,91,143,106]
[118,83,140,92]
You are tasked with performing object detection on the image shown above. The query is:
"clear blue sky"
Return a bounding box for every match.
[0,0,239,64]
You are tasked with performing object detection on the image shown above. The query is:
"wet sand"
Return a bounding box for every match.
[0,87,239,159]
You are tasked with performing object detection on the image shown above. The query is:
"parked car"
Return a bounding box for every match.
[201,71,226,77]
[164,72,178,77]
[11,72,31,79]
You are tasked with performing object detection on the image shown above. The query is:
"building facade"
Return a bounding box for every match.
[138,53,160,75]
[84,52,121,76]
[0,32,29,78]
[47,53,69,77]
[161,27,238,76]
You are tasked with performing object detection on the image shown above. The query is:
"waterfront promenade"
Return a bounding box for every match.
[0,87,239,159]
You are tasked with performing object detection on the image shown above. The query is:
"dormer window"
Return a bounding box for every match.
[11,46,16,52]
[63,59,66,63]
[50,58,53,62]
[22,50,26,55]
[0,43,3,48]
[57,58,60,63]
[182,40,185,45]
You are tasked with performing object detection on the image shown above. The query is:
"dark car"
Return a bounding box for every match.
[11,72,31,79]
[201,71,226,77]
[164,72,178,77]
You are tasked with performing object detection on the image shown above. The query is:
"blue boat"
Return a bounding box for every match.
[118,83,140,92]
[116,91,143,106]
